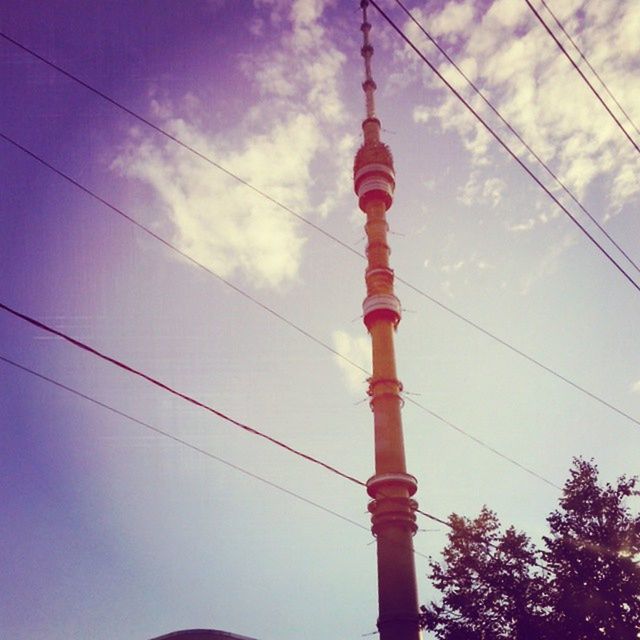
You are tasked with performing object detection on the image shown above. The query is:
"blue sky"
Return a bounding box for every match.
[1,1,639,639]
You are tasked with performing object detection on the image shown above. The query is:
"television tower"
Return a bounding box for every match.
[353,2,421,639]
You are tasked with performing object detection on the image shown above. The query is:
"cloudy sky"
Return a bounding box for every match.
[1,0,639,638]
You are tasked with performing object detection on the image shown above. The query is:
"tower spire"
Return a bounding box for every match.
[359,1,382,147]
[360,0,377,121]
[353,3,421,640]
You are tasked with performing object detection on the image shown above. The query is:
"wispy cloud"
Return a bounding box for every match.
[112,0,350,290]
[458,171,506,206]
[426,253,495,297]
[408,0,640,215]
[519,232,577,295]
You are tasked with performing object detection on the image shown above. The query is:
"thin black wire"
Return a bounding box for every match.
[0,353,439,558]
[417,507,448,527]
[0,354,369,532]
[2,35,638,431]
[0,35,564,575]
[393,0,640,277]
[0,300,446,546]
[4,355,550,594]
[524,0,640,157]
[0,354,554,576]
[538,0,640,140]
[395,274,640,430]
[0,353,553,638]
[0,32,361,262]
[0,300,365,488]
[405,397,562,491]
[0,133,369,377]
[0,305,558,545]
[0,134,569,490]
[368,0,640,295]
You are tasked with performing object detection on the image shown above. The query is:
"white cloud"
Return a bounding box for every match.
[482,177,506,206]
[249,0,345,125]
[332,330,370,395]
[430,0,476,40]
[112,0,349,290]
[617,1,640,56]
[113,111,315,290]
[458,171,505,206]
[509,218,536,233]
[440,279,454,298]
[476,259,492,270]
[254,61,296,97]
[519,233,577,295]
[249,17,265,37]
[441,260,465,274]
[429,255,493,296]
[632,380,640,394]
[413,106,430,124]
[412,0,640,214]
[482,0,529,31]
[458,56,478,82]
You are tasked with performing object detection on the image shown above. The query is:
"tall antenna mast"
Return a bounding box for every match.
[353,2,421,639]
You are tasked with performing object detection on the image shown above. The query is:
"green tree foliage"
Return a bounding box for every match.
[421,459,640,639]
[544,459,640,639]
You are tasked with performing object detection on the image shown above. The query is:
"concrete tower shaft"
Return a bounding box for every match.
[353,3,420,640]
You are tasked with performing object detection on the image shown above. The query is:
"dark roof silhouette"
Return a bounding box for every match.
[150,630,257,640]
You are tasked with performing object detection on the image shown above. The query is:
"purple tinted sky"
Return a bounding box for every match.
[1,1,639,639]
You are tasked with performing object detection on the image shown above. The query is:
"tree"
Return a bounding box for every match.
[420,508,548,640]
[543,459,640,639]
[421,459,640,639]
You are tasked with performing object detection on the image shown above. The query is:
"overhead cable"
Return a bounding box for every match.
[524,0,640,156]
[538,0,640,139]
[3,355,542,568]
[396,270,640,431]
[0,133,368,377]
[394,0,640,276]
[0,135,573,490]
[368,0,640,294]
[0,300,365,487]
[405,397,561,490]
[0,352,445,539]
[1,33,637,427]
[0,31,360,261]
[0,354,369,532]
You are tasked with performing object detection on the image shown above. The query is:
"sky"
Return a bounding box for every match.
[1,0,639,638]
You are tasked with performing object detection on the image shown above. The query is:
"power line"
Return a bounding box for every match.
[0,133,368,377]
[0,302,451,533]
[368,0,640,295]
[0,31,361,262]
[405,397,561,491]
[397,270,640,431]
[0,352,443,554]
[393,0,640,277]
[0,353,369,533]
[3,351,550,585]
[0,354,555,573]
[0,365,554,603]
[2,33,638,430]
[0,300,365,488]
[524,0,640,157]
[0,134,570,490]
[0,27,567,583]
[3,33,637,492]
[538,0,640,140]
